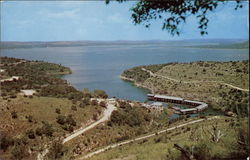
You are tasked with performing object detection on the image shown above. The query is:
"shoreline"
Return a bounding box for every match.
[120,75,153,92]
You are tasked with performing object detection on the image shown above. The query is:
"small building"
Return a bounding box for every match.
[182,99,201,106]
[196,103,208,111]
[180,108,197,114]
[21,89,36,96]
[172,106,181,111]
[148,94,184,104]
[147,94,208,115]
[151,102,163,107]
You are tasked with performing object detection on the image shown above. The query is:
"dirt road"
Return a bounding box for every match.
[63,99,117,144]
[77,116,219,160]
[37,99,117,160]
[142,68,249,92]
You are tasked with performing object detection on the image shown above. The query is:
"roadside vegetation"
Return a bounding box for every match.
[65,99,172,158]
[85,117,249,160]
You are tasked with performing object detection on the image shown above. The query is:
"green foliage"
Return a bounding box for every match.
[110,105,151,127]
[26,129,36,139]
[55,108,61,114]
[56,115,76,132]
[56,115,67,125]
[35,122,54,137]
[93,89,108,99]
[106,1,243,36]
[71,105,77,111]
[218,89,248,117]
[46,140,67,160]
[122,66,150,83]
[233,119,249,158]
[11,145,29,160]
[26,115,33,122]
[0,131,14,152]
[91,99,98,106]
[11,111,18,119]
[0,57,83,100]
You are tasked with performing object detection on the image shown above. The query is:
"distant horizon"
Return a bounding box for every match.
[1,38,249,43]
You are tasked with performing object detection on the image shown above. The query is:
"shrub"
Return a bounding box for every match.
[56,115,66,125]
[46,140,67,159]
[62,124,74,132]
[26,130,36,139]
[11,144,29,160]
[11,111,18,119]
[99,101,107,108]
[91,100,98,106]
[37,122,54,137]
[93,89,108,99]
[55,108,61,114]
[71,105,77,111]
[66,115,76,126]
[0,131,14,151]
[35,127,43,136]
[82,98,90,106]
[26,115,33,123]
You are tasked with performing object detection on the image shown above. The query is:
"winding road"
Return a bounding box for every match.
[63,99,117,144]
[77,116,219,160]
[37,99,117,160]
[142,68,249,92]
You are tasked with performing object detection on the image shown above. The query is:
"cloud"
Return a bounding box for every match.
[107,13,124,23]
[42,8,80,19]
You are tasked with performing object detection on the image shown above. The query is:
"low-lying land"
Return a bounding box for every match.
[121,61,249,117]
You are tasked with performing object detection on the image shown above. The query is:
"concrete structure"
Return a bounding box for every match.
[147,94,208,115]
[20,90,36,96]
[0,76,20,83]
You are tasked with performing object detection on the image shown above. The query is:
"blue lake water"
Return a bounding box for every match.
[1,44,248,102]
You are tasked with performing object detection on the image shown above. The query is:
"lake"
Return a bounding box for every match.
[1,43,248,102]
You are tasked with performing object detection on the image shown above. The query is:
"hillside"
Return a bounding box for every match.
[86,117,248,160]
[121,61,249,116]
[190,41,249,49]
[0,57,109,160]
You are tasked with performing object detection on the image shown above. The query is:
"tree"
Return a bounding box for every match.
[56,115,66,125]
[0,131,14,152]
[55,108,61,114]
[99,101,107,108]
[11,111,18,119]
[46,140,67,159]
[106,0,243,36]
[94,89,108,99]
[26,129,36,139]
[11,144,29,160]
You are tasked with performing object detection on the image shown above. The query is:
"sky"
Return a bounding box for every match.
[0,1,249,41]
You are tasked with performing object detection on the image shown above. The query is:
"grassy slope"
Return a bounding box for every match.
[87,117,248,160]
[121,61,249,115]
